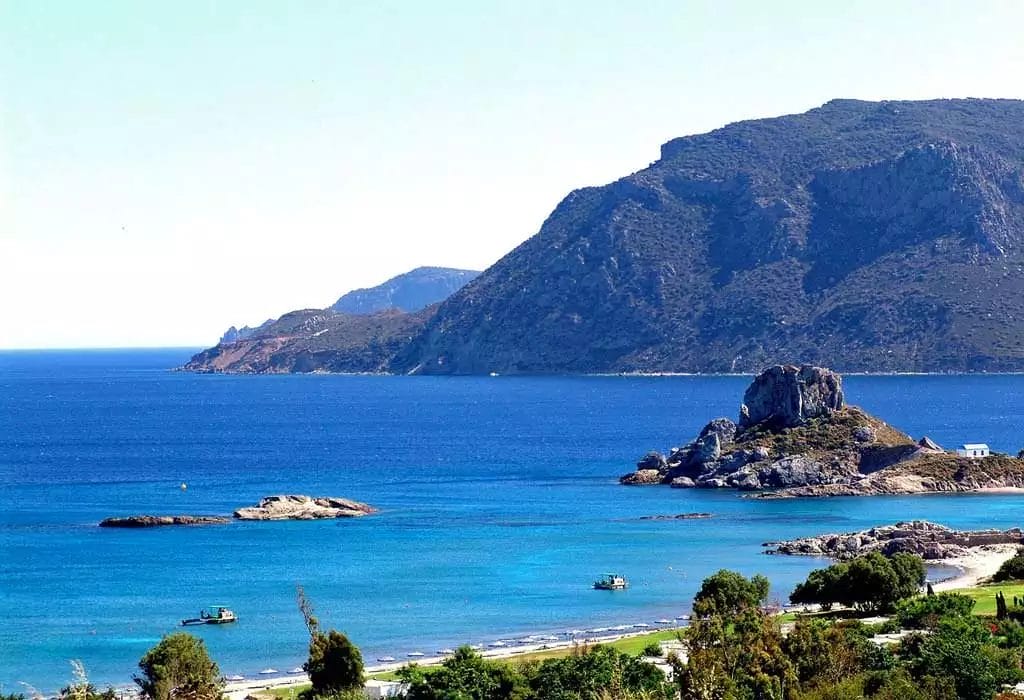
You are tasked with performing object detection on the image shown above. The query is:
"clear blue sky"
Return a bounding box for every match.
[3,0,1023,348]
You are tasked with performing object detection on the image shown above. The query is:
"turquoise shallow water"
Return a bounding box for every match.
[2,350,1024,690]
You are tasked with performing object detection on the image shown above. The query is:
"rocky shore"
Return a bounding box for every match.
[763,520,1024,560]
[99,515,231,528]
[620,364,1024,497]
[99,495,377,527]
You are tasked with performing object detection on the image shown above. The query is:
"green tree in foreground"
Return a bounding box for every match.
[297,585,364,698]
[790,552,925,613]
[692,569,770,617]
[994,550,1024,582]
[134,632,222,700]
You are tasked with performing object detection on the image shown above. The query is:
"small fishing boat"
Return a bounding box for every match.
[593,573,628,590]
[259,668,278,675]
[407,652,425,658]
[377,656,396,662]
[181,606,237,626]
[289,667,305,674]
[437,648,456,655]
[655,619,672,624]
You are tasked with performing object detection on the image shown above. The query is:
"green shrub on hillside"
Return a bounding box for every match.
[896,593,975,629]
[994,552,1024,582]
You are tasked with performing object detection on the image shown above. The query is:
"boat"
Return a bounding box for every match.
[181,606,237,626]
[593,573,628,590]
[289,667,305,674]
[225,675,245,681]
[259,668,278,675]
[377,656,396,662]
[407,652,425,658]
[655,619,672,624]
[437,648,456,655]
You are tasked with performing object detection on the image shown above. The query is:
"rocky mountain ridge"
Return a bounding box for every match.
[185,98,1024,374]
[331,266,480,314]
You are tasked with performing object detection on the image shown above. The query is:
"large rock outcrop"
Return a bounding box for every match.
[233,495,377,520]
[739,365,844,428]
[622,364,1024,496]
[621,365,913,491]
[764,521,1024,560]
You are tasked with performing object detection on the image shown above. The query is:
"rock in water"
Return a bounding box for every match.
[99,515,231,528]
[739,365,844,428]
[764,520,1024,560]
[233,495,377,520]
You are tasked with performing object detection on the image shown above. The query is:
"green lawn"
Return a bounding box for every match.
[952,581,1024,616]
[253,684,310,699]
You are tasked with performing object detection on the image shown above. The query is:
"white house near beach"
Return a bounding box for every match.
[956,443,990,458]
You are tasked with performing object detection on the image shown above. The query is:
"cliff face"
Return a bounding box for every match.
[331,266,480,314]
[398,99,1024,374]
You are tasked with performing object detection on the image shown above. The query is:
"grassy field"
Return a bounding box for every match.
[954,581,1024,616]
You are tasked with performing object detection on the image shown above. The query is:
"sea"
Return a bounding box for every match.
[2,349,1024,691]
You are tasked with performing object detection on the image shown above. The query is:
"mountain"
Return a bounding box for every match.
[183,307,433,374]
[331,266,480,314]
[396,98,1024,374]
[187,98,1024,374]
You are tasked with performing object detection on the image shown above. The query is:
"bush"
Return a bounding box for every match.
[994,552,1024,582]
[896,593,975,629]
[641,642,663,657]
[134,632,221,700]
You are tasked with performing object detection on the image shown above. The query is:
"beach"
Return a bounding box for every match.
[222,626,686,700]
[933,543,1019,591]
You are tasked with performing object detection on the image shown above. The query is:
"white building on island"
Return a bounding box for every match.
[957,443,990,458]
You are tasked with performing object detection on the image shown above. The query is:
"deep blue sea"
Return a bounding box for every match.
[3,350,1024,691]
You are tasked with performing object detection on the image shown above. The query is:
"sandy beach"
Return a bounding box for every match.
[222,625,686,699]
[933,543,1019,591]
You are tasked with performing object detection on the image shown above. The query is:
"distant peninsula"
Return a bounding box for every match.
[184,98,1024,375]
[620,364,1024,497]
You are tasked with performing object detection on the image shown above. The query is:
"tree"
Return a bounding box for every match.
[692,569,770,617]
[134,632,222,700]
[399,646,529,700]
[679,571,795,700]
[296,586,364,697]
[305,630,364,696]
[790,552,924,613]
[527,645,672,700]
[908,616,1022,700]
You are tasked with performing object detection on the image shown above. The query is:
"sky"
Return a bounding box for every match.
[3,1,1024,348]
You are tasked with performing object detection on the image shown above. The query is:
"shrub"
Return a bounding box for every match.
[896,593,975,629]
[641,642,663,657]
[994,552,1024,582]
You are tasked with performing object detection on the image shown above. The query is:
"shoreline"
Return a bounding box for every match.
[932,543,1018,592]
[222,625,686,699]
[218,543,1020,698]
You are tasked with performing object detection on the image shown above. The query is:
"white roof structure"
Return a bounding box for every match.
[961,443,990,450]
